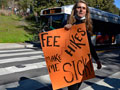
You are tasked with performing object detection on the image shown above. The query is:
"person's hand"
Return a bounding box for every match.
[96,60,102,69]
[64,24,72,30]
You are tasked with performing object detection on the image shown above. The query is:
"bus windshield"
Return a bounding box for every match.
[40,14,68,32]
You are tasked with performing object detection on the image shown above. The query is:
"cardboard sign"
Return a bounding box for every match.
[39,23,95,90]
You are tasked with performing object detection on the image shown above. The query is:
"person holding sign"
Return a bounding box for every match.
[64,0,102,90]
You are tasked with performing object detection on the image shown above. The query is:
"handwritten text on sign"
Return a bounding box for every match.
[39,23,95,90]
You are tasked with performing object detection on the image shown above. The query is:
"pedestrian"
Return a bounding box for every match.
[14,7,17,15]
[64,0,102,90]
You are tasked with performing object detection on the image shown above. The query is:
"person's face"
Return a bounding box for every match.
[75,2,87,18]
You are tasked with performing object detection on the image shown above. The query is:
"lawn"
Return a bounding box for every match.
[0,15,32,43]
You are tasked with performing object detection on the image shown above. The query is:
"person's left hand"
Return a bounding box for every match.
[64,24,72,30]
[96,60,102,69]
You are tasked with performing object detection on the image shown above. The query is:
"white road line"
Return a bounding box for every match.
[0,51,43,57]
[0,48,36,53]
[82,72,120,90]
[0,61,46,76]
[0,63,107,90]
[0,64,110,90]
[0,55,44,64]
[0,62,106,77]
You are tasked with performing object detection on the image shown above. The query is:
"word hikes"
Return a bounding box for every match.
[65,28,86,56]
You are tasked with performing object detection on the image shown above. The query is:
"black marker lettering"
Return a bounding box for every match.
[63,63,74,83]
[41,33,48,47]
[54,36,60,47]
[72,61,78,80]
[77,60,84,76]
[65,45,75,56]
[77,28,86,36]
[70,36,86,49]
[48,63,59,73]
[47,36,52,47]
[82,56,91,77]
[75,33,83,42]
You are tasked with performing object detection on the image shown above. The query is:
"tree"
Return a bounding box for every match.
[18,0,32,13]
[108,4,120,15]
[0,0,9,9]
[33,0,77,14]
[85,0,97,8]
[86,0,120,15]
[119,10,120,16]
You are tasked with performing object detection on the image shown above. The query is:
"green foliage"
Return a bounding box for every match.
[85,0,96,7]
[86,0,120,15]
[18,0,33,12]
[33,0,77,14]
[0,15,32,43]
[58,0,75,5]
[33,0,58,13]
[31,0,120,15]
[0,0,9,8]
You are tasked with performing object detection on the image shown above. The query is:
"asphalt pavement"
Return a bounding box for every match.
[0,43,120,90]
[0,42,120,52]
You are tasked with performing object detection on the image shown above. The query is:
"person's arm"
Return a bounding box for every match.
[87,32,102,69]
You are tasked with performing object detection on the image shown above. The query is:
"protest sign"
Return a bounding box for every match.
[39,23,95,90]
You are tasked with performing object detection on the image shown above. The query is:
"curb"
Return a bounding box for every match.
[0,43,34,50]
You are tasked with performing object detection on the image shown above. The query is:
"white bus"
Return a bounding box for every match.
[40,5,120,45]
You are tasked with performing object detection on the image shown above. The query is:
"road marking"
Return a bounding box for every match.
[0,64,110,90]
[0,51,43,57]
[82,72,120,90]
[0,55,44,64]
[0,60,107,90]
[0,48,36,53]
[0,62,106,77]
[0,61,46,76]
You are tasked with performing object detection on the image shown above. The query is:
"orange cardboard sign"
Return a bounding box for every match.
[39,23,95,90]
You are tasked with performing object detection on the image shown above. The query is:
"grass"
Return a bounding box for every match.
[0,15,32,43]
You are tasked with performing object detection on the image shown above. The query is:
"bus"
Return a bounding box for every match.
[40,5,120,45]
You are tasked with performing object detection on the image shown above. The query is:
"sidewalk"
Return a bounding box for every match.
[0,43,35,50]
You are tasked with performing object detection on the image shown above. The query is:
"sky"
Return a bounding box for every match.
[114,0,120,9]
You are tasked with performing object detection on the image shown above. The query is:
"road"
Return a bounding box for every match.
[0,47,120,90]
[79,48,120,90]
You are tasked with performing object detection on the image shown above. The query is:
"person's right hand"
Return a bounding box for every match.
[64,24,72,30]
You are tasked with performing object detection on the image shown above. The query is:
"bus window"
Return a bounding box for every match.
[40,14,69,32]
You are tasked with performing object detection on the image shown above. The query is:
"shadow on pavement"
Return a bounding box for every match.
[6,77,52,90]
[104,77,120,89]
[84,76,120,90]
[96,45,120,66]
